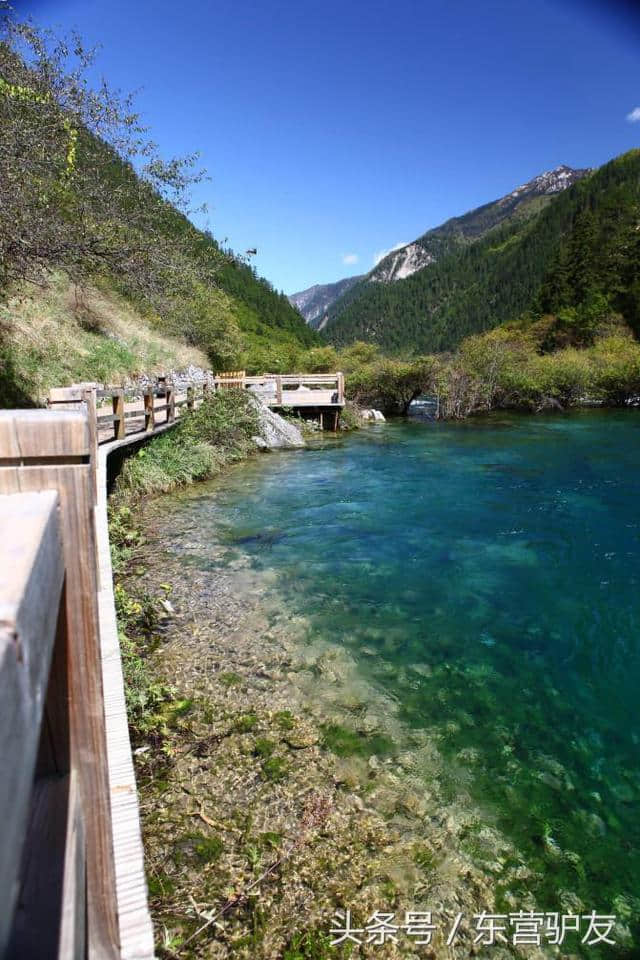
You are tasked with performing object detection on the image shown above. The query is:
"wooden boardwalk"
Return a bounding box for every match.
[0,369,345,958]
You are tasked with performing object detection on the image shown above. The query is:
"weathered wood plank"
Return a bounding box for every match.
[0,491,63,957]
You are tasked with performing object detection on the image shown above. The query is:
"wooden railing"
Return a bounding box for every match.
[0,411,121,958]
[48,371,346,455]
[0,367,347,955]
[48,379,213,450]
[218,372,345,407]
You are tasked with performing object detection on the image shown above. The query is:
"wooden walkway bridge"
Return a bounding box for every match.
[0,370,344,959]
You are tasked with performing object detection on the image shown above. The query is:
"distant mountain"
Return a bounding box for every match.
[321,163,607,353]
[369,165,590,285]
[289,275,362,328]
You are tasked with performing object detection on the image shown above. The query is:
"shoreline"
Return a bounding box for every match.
[121,469,540,960]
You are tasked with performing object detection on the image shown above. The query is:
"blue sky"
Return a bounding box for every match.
[21,0,640,294]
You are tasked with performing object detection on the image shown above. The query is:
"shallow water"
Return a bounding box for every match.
[154,411,640,955]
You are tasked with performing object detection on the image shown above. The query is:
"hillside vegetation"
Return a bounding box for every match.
[0,16,317,406]
[325,151,640,354]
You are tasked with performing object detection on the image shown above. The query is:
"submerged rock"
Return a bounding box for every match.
[250,396,306,449]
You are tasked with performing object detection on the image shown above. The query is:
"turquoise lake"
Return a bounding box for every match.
[159,411,640,955]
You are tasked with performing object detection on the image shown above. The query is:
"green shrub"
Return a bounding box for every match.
[116,391,259,498]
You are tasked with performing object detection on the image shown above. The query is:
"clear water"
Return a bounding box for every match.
[156,411,640,954]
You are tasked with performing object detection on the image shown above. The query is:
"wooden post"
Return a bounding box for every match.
[166,380,175,423]
[143,389,155,433]
[187,385,194,411]
[82,388,99,504]
[0,411,120,958]
[112,390,125,441]
[276,375,283,405]
[337,372,345,404]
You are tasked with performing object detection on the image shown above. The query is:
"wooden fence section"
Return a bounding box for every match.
[48,371,346,451]
[219,372,345,408]
[48,379,211,448]
[0,412,122,959]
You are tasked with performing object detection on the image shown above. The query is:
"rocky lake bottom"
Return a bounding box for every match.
[129,413,640,959]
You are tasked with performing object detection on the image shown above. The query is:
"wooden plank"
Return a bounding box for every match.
[0,491,63,957]
[94,444,155,960]
[0,437,120,957]
[7,772,85,960]
[59,770,86,960]
[0,411,89,461]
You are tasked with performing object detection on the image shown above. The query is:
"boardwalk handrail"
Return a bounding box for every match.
[0,411,122,958]
[0,367,348,955]
[48,370,346,455]
[0,490,85,957]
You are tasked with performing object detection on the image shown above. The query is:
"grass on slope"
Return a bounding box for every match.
[0,273,209,407]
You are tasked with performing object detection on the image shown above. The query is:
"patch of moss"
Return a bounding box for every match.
[166,698,194,724]
[320,722,395,759]
[219,671,242,687]
[262,756,288,782]
[193,833,224,863]
[147,871,176,899]
[259,830,282,849]
[253,737,276,759]
[413,844,437,873]
[275,709,296,731]
[176,831,224,865]
[235,712,259,733]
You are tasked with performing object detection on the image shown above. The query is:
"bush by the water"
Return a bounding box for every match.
[116,389,259,497]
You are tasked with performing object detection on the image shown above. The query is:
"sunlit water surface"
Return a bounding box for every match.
[154,411,640,954]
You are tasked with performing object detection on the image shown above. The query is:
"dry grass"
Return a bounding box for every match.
[0,272,208,405]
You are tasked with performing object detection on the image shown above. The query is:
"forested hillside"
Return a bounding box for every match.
[324,151,640,353]
[0,17,317,405]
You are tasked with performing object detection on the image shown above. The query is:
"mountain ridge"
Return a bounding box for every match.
[321,150,640,354]
[288,275,362,328]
